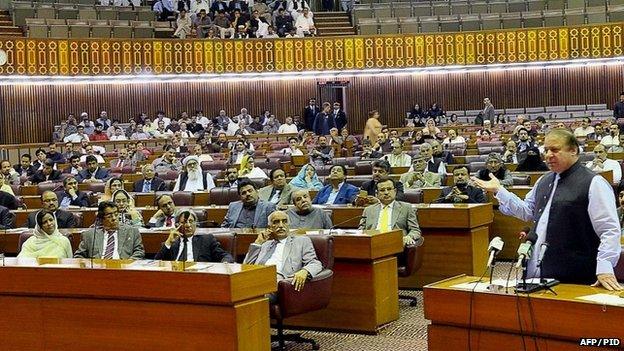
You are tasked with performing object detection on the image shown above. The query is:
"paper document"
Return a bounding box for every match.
[577,294,624,307]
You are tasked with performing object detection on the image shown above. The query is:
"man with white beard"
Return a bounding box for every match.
[173,156,216,192]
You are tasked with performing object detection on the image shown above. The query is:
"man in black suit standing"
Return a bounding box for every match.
[27,191,77,228]
[332,102,347,132]
[303,98,319,132]
[133,164,167,192]
[155,210,234,263]
[56,176,90,208]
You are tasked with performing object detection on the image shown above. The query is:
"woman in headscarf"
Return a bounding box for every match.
[18,210,72,259]
[112,189,144,226]
[289,164,323,190]
[238,155,269,179]
[515,147,549,172]
[476,152,514,187]
[99,177,123,203]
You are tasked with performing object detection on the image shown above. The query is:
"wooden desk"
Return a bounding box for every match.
[0,258,275,351]
[424,275,624,351]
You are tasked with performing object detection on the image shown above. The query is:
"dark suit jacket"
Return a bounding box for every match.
[55,190,90,207]
[313,112,336,136]
[30,170,62,184]
[76,168,110,183]
[304,105,319,131]
[313,182,359,205]
[0,205,15,229]
[13,164,34,177]
[133,177,167,192]
[360,180,405,201]
[154,234,234,263]
[27,209,76,228]
[333,110,347,131]
[436,185,487,204]
[0,192,18,210]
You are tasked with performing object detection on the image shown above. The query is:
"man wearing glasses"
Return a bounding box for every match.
[74,201,145,259]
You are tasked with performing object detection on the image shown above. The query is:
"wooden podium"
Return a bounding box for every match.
[424,275,624,351]
[0,258,276,351]
[400,203,493,289]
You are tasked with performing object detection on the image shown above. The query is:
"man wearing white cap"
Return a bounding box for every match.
[173,155,216,192]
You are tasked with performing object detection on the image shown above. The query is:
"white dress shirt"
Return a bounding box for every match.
[278,124,299,134]
[375,201,395,232]
[264,239,286,273]
[101,230,120,259]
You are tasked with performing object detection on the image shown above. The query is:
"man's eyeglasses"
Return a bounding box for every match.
[103,211,118,219]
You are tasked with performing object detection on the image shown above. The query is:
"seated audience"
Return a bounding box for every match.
[516,128,537,153]
[152,145,182,174]
[436,166,486,204]
[89,123,109,141]
[289,164,323,190]
[309,136,334,166]
[173,156,216,192]
[476,153,514,187]
[222,178,277,228]
[503,140,519,164]
[359,178,422,247]
[431,140,455,165]
[280,137,304,156]
[27,191,77,228]
[400,155,442,189]
[588,124,605,140]
[287,189,332,229]
[442,129,466,147]
[258,169,297,206]
[29,159,62,184]
[243,210,322,292]
[586,144,622,184]
[63,155,83,175]
[155,210,234,262]
[173,9,192,38]
[601,124,621,149]
[19,210,71,258]
[574,117,595,138]
[419,143,445,176]
[278,116,299,134]
[100,177,124,203]
[223,166,240,188]
[14,154,35,177]
[1,160,20,185]
[0,173,14,196]
[313,165,358,205]
[607,134,624,153]
[74,202,145,259]
[76,155,110,183]
[46,143,65,164]
[110,148,135,169]
[229,140,253,165]
[113,190,144,226]
[355,160,405,206]
[382,139,412,167]
[192,144,214,162]
[56,176,89,208]
[148,194,178,228]
[134,165,167,192]
[515,147,549,172]
[421,118,441,138]
[238,155,269,179]
[130,124,152,140]
[79,145,105,164]
[617,188,624,228]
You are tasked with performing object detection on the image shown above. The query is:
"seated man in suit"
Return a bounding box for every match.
[400,155,442,189]
[436,166,486,204]
[74,201,145,259]
[0,204,15,229]
[354,159,405,206]
[109,148,136,169]
[29,159,62,184]
[133,164,167,192]
[27,191,77,228]
[155,210,234,263]
[173,155,216,192]
[147,194,178,228]
[258,168,297,207]
[56,176,90,208]
[222,178,276,228]
[13,153,35,177]
[359,178,422,247]
[313,165,359,205]
[287,189,332,229]
[244,210,322,292]
[223,166,240,189]
[62,155,83,175]
[76,155,111,183]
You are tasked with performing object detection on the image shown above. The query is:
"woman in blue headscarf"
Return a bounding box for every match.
[289,164,323,190]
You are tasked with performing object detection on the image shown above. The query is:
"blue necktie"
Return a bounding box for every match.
[142,181,150,193]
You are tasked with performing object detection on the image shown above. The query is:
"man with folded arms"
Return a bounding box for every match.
[244,211,322,294]
[287,189,332,229]
[359,178,422,247]
[155,210,234,263]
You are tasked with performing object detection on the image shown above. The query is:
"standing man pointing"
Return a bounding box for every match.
[473,129,622,290]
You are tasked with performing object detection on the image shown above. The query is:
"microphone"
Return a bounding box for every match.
[515,242,533,268]
[537,242,549,267]
[486,236,504,268]
[330,214,366,230]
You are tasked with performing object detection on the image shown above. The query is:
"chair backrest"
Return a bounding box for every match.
[403,190,423,204]
[306,234,334,270]
[211,232,236,258]
[171,191,193,206]
[209,187,240,205]
[398,244,423,277]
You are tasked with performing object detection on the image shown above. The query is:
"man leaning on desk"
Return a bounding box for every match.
[155,210,234,263]
[359,177,423,247]
[74,202,145,259]
[473,129,622,291]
